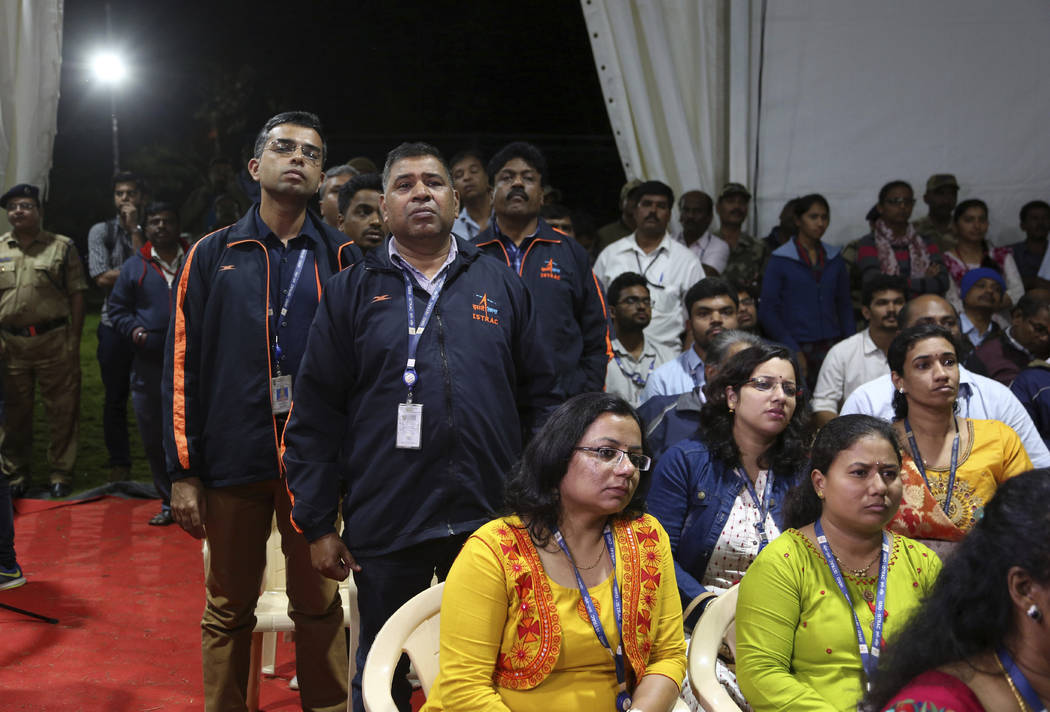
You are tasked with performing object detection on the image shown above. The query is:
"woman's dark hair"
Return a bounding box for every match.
[504,393,650,547]
[782,414,902,529]
[792,193,830,218]
[887,324,958,420]
[952,198,1002,272]
[863,469,1050,711]
[698,343,809,477]
[878,180,913,204]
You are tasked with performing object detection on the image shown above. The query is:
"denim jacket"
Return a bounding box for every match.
[646,436,799,628]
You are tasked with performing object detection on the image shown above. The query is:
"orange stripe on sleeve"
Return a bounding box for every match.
[591,271,614,361]
[171,240,203,470]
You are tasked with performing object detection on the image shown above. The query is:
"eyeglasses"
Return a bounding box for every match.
[618,296,652,307]
[5,201,36,211]
[574,446,651,472]
[266,138,322,164]
[744,376,800,397]
[883,197,916,206]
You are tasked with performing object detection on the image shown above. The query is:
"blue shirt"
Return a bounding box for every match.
[640,347,705,403]
[490,219,540,275]
[253,208,321,380]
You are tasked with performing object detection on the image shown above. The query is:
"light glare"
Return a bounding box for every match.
[91,52,127,83]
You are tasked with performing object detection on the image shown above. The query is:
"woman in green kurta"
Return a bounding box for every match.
[735,415,942,712]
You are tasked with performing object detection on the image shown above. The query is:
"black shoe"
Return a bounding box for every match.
[9,481,27,499]
[149,510,175,526]
[50,482,71,499]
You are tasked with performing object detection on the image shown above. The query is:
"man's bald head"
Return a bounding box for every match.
[898,294,961,339]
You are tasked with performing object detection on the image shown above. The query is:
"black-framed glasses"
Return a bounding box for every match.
[618,296,652,307]
[266,138,322,164]
[744,376,801,397]
[574,446,651,472]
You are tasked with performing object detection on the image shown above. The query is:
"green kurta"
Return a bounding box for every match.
[736,529,941,711]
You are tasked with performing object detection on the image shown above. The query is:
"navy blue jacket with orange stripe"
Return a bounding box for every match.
[282,235,561,556]
[474,218,611,397]
[162,207,362,488]
[108,240,189,356]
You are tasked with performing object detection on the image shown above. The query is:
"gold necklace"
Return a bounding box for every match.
[832,550,881,578]
[572,546,606,571]
[995,653,1032,712]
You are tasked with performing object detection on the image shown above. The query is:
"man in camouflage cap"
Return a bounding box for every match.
[913,173,960,253]
[715,182,767,291]
[0,184,87,498]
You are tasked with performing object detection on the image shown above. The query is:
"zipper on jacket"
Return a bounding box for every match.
[434,309,460,492]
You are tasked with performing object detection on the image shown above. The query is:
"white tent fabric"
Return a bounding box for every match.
[581,0,758,200]
[584,0,1050,247]
[0,0,64,215]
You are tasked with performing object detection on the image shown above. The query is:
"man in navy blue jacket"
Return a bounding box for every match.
[282,142,560,712]
[108,201,187,526]
[474,141,611,396]
[163,111,361,712]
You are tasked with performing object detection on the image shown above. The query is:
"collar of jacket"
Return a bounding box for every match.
[224,205,326,248]
[364,233,481,277]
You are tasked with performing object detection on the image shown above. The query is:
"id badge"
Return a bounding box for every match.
[396,402,423,449]
[271,375,293,414]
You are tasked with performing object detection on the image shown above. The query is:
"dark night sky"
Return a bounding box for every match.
[49,0,626,241]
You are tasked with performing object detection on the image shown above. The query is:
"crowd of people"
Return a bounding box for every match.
[2,109,1049,712]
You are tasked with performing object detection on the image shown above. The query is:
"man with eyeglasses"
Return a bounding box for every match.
[282,141,559,712]
[163,111,361,712]
[977,291,1050,386]
[594,180,704,353]
[604,272,675,405]
[0,183,87,500]
[474,141,611,397]
[640,277,738,402]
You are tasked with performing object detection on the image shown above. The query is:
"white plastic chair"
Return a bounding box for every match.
[203,517,359,711]
[687,584,744,712]
[360,581,690,712]
[361,583,444,712]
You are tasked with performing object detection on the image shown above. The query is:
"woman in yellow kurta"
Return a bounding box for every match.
[423,393,687,712]
[885,324,1032,546]
[736,414,942,712]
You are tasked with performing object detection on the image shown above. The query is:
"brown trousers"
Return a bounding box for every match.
[202,478,347,712]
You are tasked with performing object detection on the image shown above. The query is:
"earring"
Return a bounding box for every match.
[817,491,824,499]
[728,406,735,414]
[1028,604,1043,622]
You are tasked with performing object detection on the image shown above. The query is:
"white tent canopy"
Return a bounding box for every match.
[583,0,1050,246]
[0,0,63,227]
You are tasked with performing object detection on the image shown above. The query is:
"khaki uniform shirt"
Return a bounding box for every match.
[0,230,88,328]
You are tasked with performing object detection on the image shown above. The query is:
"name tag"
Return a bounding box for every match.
[396,402,423,449]
[271,375,292,414]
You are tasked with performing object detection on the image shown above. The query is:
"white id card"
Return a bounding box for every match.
[271,375,293,414]
[396,402,423,449]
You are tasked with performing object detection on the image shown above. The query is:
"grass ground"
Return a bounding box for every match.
[29,309,152,495]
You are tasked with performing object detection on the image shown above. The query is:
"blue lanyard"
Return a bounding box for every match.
[272,248,309,376]
[814,519,891,691]
[400,269,446,400]
[553,526,632,712]
[735,468,774,551]
[612,352,656,389]
[997,646,1048,712]
[904,417,959,517]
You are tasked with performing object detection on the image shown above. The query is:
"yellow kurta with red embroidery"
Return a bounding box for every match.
[422,514,686,711]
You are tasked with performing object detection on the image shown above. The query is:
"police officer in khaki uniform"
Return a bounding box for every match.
[0,184,87,498]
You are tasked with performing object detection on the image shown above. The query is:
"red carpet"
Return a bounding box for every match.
[1,497,313,711]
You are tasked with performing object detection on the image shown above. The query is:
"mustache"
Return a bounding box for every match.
[506,187,528,201]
